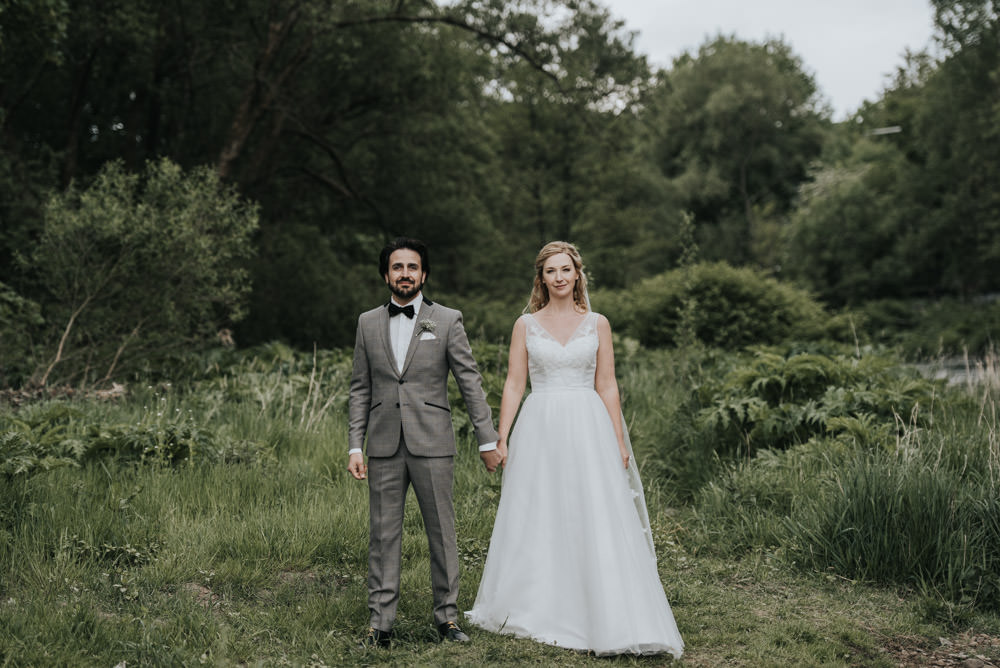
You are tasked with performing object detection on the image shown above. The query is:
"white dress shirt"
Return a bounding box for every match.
[348,292,495,455]
[389,293,422,373]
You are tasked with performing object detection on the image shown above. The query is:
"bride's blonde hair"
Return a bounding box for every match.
[526,241,589,313]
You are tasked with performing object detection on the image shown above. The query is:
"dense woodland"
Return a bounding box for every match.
[1,0,999,386]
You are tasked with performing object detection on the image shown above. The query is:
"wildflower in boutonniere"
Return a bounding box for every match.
[418,319,437,334]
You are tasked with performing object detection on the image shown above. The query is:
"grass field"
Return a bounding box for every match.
[1,342,998,666]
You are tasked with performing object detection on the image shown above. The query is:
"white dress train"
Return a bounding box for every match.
[466,312,683,657]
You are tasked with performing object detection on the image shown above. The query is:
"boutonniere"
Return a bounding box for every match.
[418,319,437,334]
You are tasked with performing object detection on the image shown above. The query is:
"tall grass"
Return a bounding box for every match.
[695,372,1000,613]
[1,342,999,665]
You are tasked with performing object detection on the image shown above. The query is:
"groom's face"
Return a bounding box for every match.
[384,249,426,303]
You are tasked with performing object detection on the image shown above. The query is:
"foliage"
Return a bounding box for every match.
[594,261,839,349]
[693,346,940,456]
[0,403,85,476]
[781,139,919,304]
[1,0,997,350]
[791,3,1000,303]
[647,36,829,265]
[0,401,192,476]
[859,296,1000,358]
[25,158,258,386]
[0,341,998,665]
[0,281,44,386]
[790,445,1000,611]
[696,382,1000,612]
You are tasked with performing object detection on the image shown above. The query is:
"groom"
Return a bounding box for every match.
[347,237,501,648]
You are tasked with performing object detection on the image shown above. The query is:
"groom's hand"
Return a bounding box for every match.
[480,448,503,473]
[347,452,367,480]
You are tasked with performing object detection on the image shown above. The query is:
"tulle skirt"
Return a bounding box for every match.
[466,387,683,657]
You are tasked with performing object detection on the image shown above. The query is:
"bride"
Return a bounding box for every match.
[466,241,683,657]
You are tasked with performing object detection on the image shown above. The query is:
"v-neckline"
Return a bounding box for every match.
[529,312,590,347]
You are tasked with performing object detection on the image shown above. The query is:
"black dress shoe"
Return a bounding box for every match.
[359,626,392,648]
[438,620,470,643]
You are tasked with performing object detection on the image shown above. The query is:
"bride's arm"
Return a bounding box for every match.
[594,314,629,469]
[496,317,528,467]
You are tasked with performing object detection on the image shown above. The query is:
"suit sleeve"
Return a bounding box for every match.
[348,317,372,453]
[445,311,500,446]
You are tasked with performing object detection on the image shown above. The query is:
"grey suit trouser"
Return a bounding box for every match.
[367,434,458,630]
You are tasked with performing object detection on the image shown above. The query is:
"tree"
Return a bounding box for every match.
[782,140,919,303]
[815,4,1000,301]
[0,0,679,349]
[647,36,829,265]
[25,159,258,386]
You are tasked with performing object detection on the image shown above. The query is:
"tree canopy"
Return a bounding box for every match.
[1,0,999,384]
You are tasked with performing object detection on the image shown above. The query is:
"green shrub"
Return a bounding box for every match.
[0,281,44,386]
[860,297,1000,358]
[617,345,734,499]
[593,262,838,349]
[0,403,86,476]
[25,158,258,387]
[694,347,939,456]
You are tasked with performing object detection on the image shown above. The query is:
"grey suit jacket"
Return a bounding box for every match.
[348,299,498,457]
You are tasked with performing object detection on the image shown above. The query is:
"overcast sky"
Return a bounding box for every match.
[600,0,938,120]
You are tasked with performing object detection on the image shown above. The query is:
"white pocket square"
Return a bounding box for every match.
[418,331,437,340]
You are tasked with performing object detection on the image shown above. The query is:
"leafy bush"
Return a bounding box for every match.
[0,404,86,476]
[694,347,939,456]
[860,297,1000,358]
[0,393,269,476]
[0,281,44,386]
[616,345,734,499]
[24,158,258,387]
[0,430,82,477]
[593,262,842,349]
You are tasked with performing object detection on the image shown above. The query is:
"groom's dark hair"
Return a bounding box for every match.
[379,237,430,277]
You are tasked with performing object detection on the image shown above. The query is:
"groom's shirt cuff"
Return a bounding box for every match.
[478,441,497,452]
[348,448,362,455]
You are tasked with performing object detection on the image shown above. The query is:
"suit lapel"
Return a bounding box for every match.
[377,305,400,379]
[401,301,436,377]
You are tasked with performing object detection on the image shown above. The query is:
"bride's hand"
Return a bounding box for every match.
[619,444,630,469]
[497,440,509,469]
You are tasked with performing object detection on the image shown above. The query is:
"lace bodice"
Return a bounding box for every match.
[523,311,599,391]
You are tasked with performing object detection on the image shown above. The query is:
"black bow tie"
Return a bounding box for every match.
[388,303,415,319]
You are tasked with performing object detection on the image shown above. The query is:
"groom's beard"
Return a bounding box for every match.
[389,277,423,301]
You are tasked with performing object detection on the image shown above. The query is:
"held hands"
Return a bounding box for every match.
[347,452,367,480]
[480,440,508,473]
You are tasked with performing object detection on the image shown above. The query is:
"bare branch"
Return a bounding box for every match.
[328,13,564,89]
[99,320,145,386]
[38,294,93,387]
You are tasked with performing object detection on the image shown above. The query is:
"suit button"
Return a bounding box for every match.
[398,379,405,384]
[395,402,400,407]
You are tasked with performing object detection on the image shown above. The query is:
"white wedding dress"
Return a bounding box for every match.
[466,312,683,657]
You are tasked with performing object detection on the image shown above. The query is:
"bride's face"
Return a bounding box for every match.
[542,253,578,299]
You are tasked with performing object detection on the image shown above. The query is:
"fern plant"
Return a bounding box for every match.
[695,347,940,455]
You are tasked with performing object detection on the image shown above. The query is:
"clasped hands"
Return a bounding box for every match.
[480,440,508,473]
[347,441,508,479]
